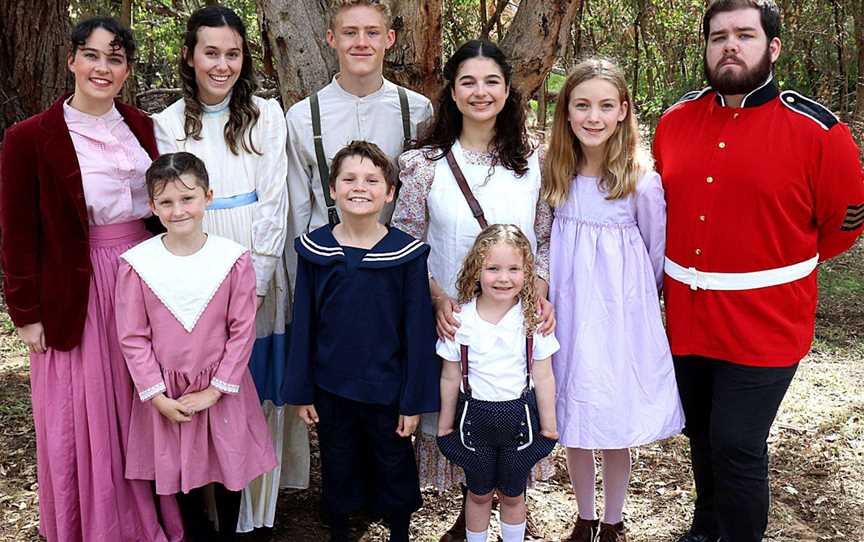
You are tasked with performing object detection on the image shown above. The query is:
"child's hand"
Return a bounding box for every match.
[297,405,319,426]
[152,394,193,423]
[536,297,556,336]
[396,414,419,437]
[434,294,461,340]
[177,386,222,414]
[540,427,559,440]
[437,425,455,437]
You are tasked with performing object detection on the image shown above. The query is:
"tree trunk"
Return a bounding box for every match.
[831,0,848,120]
[854,0,864,129]
[256,0,336,109]
[501,0,582,99]
[572,0,587,61]
[0,0,72,137]
[256,0,443,109]
[384,0,443,99]
[120,0,139,107]
[537,74,548,132]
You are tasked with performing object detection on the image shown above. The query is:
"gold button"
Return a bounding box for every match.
[718,142,726,149]
[695,248,702,255]
[699,215,706,222]
[707,176,714,184]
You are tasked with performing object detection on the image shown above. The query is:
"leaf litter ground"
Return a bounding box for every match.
[1,241,861,541]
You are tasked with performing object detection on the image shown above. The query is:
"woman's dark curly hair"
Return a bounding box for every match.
[414,39,531,176]
[71,16,136,62]
[179,5,261,156]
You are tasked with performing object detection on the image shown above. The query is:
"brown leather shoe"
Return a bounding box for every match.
[438,514,466,542]
[564,517,599,542]
[598,521,627,542]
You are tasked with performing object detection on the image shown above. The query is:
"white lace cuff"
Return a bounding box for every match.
[211,378,240,394]
[139,381,167,401]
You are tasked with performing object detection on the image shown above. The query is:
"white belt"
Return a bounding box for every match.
[664,255,819,291]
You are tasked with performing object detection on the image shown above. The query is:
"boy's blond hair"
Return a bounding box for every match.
[329,0,392,29]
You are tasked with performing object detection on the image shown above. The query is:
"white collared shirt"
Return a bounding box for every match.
[285,76,433,237]
[436,299,560,401]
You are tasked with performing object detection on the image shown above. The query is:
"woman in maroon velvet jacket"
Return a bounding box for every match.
[0,17,181,542]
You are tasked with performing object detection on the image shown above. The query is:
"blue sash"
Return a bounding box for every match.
[207,190,258,210]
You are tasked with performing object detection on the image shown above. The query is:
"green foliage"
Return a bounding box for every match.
[66,0,862,136]
[69,0,262,91]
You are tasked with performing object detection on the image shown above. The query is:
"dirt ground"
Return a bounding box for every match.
[1,241,862,542]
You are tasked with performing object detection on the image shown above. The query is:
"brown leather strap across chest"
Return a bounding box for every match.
[446,149,489,229]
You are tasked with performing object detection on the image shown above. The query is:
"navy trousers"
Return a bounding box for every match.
[314,387,422,518]
[674,356,797,542]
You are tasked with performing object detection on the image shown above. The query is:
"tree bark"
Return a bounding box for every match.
[384,0,443,99]
[537,74,548,132]
[854,0,864,129]
[831,0,848,121]
[120,0,139,107]
[256,0,336,109]
[0,0,72,137]
[500,0,582,99]
[256,0,443,109]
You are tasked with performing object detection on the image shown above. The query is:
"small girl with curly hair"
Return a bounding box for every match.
[436,224,559,542]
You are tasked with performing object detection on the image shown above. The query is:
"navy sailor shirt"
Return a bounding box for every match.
[284,225,440,415]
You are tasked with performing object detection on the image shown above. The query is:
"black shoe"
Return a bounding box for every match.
[676,531,721,542]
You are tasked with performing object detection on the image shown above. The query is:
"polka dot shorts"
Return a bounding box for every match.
[437,390,557,497]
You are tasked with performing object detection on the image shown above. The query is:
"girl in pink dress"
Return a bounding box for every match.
[0,17,182,542]
[543,58,684,542]
[115,152,277,541]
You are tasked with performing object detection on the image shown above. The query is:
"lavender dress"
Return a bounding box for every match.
[550,171,684,449]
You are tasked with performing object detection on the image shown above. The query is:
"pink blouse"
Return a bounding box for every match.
[63,100,152,225]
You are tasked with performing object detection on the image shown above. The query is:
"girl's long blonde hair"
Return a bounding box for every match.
[455,224,539,335]
[542,58,652,207]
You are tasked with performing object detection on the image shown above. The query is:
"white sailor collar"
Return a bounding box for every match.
[454,299,526,354]
[295,225,429,269]
[121,234,247,332]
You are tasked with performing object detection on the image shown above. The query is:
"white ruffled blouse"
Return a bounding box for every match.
[153,94,289,296]
[436,299,560,401]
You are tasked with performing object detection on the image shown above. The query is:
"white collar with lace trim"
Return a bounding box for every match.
[121,234,247,332]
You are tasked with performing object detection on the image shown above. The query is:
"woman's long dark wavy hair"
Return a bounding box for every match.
[414,39,530,176]
[179,5,261,156]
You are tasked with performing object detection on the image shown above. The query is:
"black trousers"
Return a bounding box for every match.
[176,483,242,541]
[314,387,422,519]
[674,356,797,542]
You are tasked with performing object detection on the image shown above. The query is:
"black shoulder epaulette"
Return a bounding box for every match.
[779,91,839,131]
[673,87,712,107]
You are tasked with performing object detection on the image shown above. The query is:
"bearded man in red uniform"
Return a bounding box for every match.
[653,1,864,541]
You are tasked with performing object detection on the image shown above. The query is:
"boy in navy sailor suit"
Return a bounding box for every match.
[284,141,439,542]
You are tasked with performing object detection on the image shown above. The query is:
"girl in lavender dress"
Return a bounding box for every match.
[543,58,684,542]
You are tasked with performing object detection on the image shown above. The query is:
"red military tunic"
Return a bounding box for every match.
[654,78,864,367]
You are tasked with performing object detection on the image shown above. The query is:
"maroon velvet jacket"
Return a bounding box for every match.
[0,95,161,350]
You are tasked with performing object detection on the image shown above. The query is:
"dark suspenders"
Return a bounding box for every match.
[310,86,412,227]
[459,335,534,398]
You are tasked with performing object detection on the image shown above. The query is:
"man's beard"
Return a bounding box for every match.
[704,47,773,96]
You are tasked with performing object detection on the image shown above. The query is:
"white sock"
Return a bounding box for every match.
[500,520,527,542]
[466,527,488,542]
